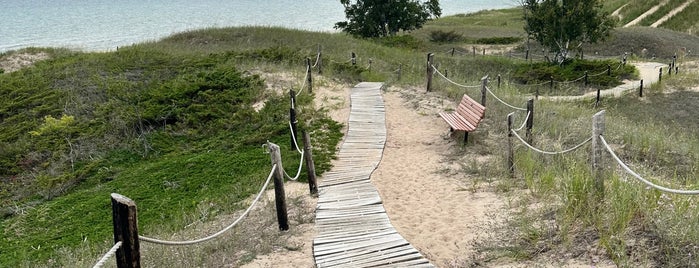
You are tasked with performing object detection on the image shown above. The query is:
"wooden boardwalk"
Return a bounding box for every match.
[313,82,433,268]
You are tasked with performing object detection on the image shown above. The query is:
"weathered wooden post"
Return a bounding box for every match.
[595,87,601,106]
[397,64,402,81]
[289,90,299,152]
[549,76,554,91]
[483,48,486,55]
[268,142,289,231]
[480,75,488,106]
[535,88,539,100]
[659,67,663,83]
[472,46,476,57]
[305,58,313,93]
[302,130,318,195]
[317,44,323,74]
[584,71,589,87]
[451,47,455,57]
[444,69,448,78]
[623,53,627,66]
[639,80,644,97]
[497,74,502,89]
[526,99,534,144]
[426,53,434,92]
[351,52,356,66]
[111,193,141,268]
[368,58,373,71]
[607,64,611,76]
[507,113,515,177]
[525,49,530,60]
[669,63,673,76]
[676,66,679,75]
[591,110,606,200]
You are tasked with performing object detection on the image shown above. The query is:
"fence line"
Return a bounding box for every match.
[138,165,276,246]
[485,86,528,111]
[296,64,310,97]
[92,241,122,268]
[431,64,482,88]
[513,111,531,132]
[511,129,592,155]
[600,136,699,195]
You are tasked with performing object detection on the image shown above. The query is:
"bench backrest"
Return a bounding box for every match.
[456,94,486,127]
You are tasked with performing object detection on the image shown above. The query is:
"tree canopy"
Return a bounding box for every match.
[522,0,615,63]
[335,0,441,38]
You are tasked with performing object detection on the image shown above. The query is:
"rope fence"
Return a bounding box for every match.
[92,241,122,268]
[431,64,481,88]
[600,136,699,195]
[138,164,276,246]
[486,86,528,111]
[512,130,592,155]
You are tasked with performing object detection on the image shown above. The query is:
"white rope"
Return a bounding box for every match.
[486,86,528,111]
[513,111,531,132]
[600,136,699,195]
[311,53,321,68]
[556,75,586,84]
[139,165,277,245]
[283,121,304,181]
[296,64,310,97]
[431,65,481,88]
[92,241,122,268]
[511,129,592,155]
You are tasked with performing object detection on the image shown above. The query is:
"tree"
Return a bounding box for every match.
[335,0,441,38]
[522,0,615,63]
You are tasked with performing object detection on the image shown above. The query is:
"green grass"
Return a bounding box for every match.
[661,1,699,33]
[638,0,688,26]
[616,0,662,26]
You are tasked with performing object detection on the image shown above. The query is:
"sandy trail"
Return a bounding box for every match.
[546,61,666,101]
[651,0,696,27]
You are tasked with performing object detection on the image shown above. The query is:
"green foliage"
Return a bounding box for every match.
[476,37,523,45]
[336,0,442,38]
[374,35,425,50]
[429,30,463,43]
[522,0,616,63]
[511,59,636,95]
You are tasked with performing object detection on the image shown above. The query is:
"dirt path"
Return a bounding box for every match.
[624,0,669,27]
[651,0,696,27]
[546,61,666,101]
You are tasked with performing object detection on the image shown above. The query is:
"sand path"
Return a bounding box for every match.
[651,0,696,27]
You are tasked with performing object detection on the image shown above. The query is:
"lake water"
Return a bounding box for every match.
[0,0,515,53]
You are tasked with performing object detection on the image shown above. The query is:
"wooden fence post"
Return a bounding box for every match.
[584,71,589,86]
[426,53,434,92]
[451,47,455,57]
[268,142,289,231]
[305,58,313,93]
[549,76,554,91]
[497,74,501,89]
[289,90,298,152]
[111,193,141,268]
[639,80,644,97]
[526,99,534,144]
[444,69,448,78]
[368,58,372,71]
[659,67,663,83]
[669,63,673,76]
[507,113,515,177]
[317,44,322,75]
[397,64,402,81]
[591,110,606,200]
[607,64,611,76]
[302,130,318,195]
[676,66,679,75]
[595,87,601,107]
[351,52,356,65]
[480,75,488,106]
[525,49,529,60]
[472,46,476,57]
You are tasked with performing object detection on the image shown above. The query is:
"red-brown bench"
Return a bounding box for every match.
[439,94,486,143]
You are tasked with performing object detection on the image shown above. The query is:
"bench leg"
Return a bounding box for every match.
[464,132,469,143]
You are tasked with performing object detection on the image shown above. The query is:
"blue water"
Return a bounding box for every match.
[0,0,515,53]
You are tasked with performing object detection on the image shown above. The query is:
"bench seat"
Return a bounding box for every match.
[439,94,485,142]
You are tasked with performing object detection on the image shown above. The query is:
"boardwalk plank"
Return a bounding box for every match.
[313,82,431,267]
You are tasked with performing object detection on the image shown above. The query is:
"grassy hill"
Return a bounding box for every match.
[2,7,699,267]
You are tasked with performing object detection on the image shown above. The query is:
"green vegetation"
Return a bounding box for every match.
[2,6,699,267]
[661,0,699,33]
[638,0,688,26]
[335,0,441,38]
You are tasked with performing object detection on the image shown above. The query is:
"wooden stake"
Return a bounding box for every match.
[659,67,663,83]
[426,53,434,92]
[607,64,611,76]
[592,110,606,200]
[317,44,322,75]
[451,47,455,57]
[351,52,356,65]
[305,58,313,93]
[497,74,501,89]
[480,75,488,106]
[526,99,534,144]
[302,131,318,195]
[507,113,515,177]
[584,71,589,86]
[111,193,141,268]
[639,80,644,97]
[596,87,601,106]
[268,142,289,231]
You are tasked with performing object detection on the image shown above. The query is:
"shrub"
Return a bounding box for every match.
[429,30,463,43]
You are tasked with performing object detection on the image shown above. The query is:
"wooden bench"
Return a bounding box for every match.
[439,94,486,143]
